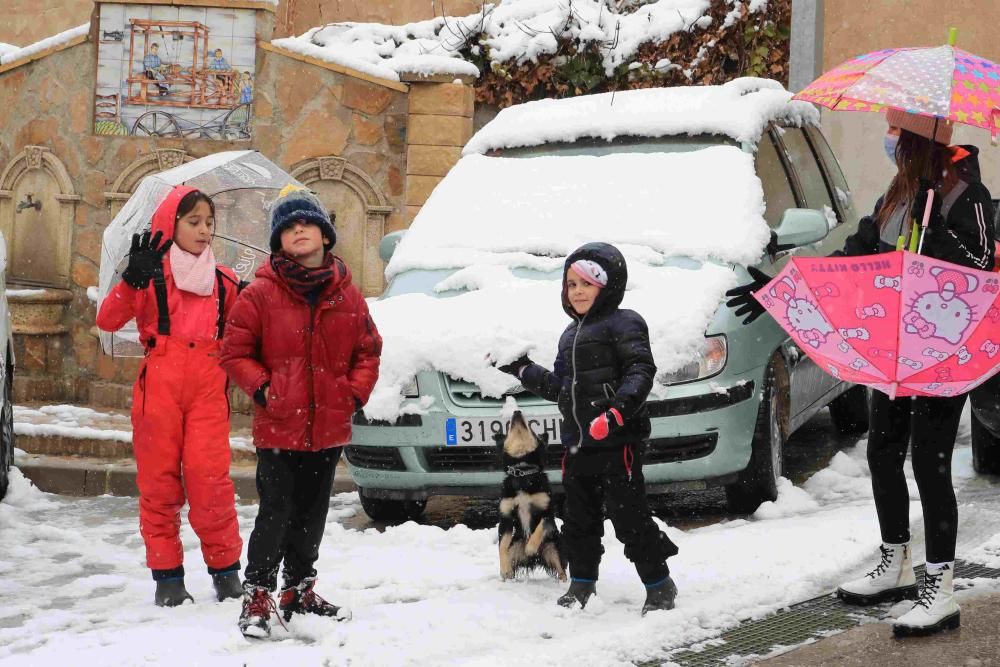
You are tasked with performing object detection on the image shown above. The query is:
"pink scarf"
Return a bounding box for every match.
[169,244,217,296]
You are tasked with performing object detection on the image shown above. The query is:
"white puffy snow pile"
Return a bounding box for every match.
[0,23,88,66]
[465,77,820,154]
[4,434,1000,666]
[271,0,767,83]
[364,145,766,420]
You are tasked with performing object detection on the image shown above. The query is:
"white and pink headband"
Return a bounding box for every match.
[570,260,608,288]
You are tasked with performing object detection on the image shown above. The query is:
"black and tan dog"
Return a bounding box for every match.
[496,411,567,581]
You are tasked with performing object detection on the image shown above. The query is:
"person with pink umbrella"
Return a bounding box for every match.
[727,109,994,637]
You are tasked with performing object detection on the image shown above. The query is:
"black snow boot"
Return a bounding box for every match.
[556,579,596,609]
[239,585,282,639]
[278,577,352,622]
[154,578,194,607]
[213,570,243,602]
[641,576,677,616]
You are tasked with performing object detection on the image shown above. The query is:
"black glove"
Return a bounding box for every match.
[588,399,625,441]
[253,382,269,408]
[911,179,943,229]
[765,230,796,256]
[493,354,532,378]
[725,266,772,325]
[121,231,172,290]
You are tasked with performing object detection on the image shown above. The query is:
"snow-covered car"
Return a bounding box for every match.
[0,232,16,501]
[968,198,1000,475]
[348,78,870,520]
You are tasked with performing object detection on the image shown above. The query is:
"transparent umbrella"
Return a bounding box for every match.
[98,150,305,356]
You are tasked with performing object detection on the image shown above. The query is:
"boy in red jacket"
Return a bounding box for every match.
[221,185,381,638]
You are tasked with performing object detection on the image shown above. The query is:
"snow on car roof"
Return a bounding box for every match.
[365,145,765,420]
[272,0,729,83]
[465,77,821,154]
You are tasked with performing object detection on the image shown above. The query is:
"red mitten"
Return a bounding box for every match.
[588,408,624,441]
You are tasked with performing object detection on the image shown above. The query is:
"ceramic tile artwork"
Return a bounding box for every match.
[93,2,256,139]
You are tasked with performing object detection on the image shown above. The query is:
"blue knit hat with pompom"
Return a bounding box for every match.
[268,185,337,252]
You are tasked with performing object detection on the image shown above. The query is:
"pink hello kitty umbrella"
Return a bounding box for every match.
[753,251,1000,398]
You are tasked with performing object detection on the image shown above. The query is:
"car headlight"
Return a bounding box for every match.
[402,376,419,397]
[658,335,727,385]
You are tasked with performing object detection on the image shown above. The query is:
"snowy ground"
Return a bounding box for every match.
[3,421,1000,666]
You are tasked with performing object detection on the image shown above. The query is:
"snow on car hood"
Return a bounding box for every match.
[365,146,766,420]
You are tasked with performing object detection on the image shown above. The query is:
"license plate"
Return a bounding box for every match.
[445,416,561,446]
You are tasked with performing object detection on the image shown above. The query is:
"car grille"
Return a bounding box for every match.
[444,375,548,407]
[352,412,423,427]
[644,434,717,464]
[424,444,564,472]
[345,445,406,471]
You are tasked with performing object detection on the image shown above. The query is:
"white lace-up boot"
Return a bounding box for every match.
[893,562,960,637]
[837,542,917,605]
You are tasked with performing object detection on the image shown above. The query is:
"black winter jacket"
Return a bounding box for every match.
[835,146,995,270]
[519,243,656,450]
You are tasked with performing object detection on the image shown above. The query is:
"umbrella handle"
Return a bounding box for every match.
[915,188,935,255]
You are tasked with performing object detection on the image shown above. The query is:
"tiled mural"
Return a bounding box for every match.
[94,3,255,139]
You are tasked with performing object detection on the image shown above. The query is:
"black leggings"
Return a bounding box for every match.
[245,447,342,591]
[867,391,966,563]
[561,445,678,584]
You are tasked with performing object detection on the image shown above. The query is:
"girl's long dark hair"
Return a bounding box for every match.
[877,129,955,229]
[175,189,215,221]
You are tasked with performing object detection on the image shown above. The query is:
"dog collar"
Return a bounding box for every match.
[506,463,543,477]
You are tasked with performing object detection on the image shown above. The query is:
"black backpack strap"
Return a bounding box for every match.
[216,269,227,339]
[152,268,171,336]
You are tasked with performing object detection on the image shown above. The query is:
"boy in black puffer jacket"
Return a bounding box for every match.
[495,242,678,615]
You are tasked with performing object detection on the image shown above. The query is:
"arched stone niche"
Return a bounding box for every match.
[0,146,81,288]
[290,156,393,296]
[104,149,193,213]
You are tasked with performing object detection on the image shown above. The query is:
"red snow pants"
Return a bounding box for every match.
[131,337,243,571]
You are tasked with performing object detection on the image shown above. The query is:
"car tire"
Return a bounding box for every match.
[828,385,870,435]
[359,489,427,524]
[0,361,13,502]
[971,408,1000,475]
[725,361,785,514]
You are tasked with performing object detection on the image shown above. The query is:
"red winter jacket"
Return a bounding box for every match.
[96,186,239,346]
[220,257,381,451]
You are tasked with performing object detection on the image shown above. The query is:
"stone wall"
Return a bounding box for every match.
[272,0,483,39]
[822,0,1000,217]
[0,17,410,408]
[403,77,475,224]
[1,0,489,50]
[0,0,94,47]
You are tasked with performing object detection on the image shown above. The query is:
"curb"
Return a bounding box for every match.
[15,433,259,464]
[14,453,358,501]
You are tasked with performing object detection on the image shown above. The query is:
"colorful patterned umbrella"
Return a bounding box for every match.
[753,251,1000,399]
[794,44,1000,142]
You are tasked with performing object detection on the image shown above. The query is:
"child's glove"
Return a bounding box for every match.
[121,231,172,290]
[588,399,624,441]
[491,354,532,378]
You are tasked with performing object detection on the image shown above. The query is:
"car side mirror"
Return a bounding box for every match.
[379,230,406,263]
[773,208,829,250]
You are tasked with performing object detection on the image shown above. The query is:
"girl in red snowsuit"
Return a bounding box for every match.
[97,186,244,606]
